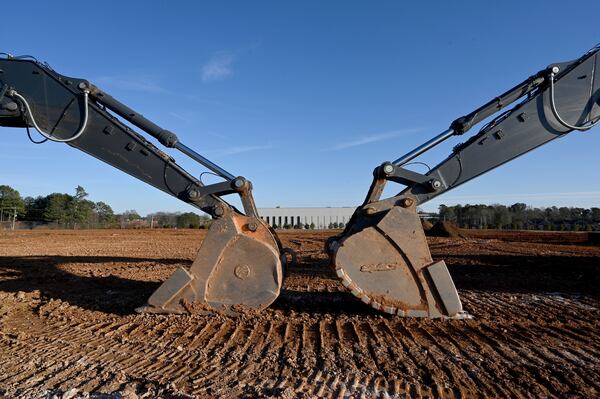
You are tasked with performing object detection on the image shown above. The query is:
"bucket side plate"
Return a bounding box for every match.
[332,197,466,318]
[137,212,283,314]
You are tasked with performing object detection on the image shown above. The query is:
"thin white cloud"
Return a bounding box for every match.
[221,144,273,156]
[168,112,190,123]
[332,128,423,150]
[205,131,229,140]
[201,52,235,82]
[207,144,273,156]
[95,76,168,94]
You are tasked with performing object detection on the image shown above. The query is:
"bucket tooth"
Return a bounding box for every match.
[332,197,467,318]
[137,212,283,314]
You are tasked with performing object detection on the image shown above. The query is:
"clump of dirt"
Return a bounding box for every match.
[181,299,265,321]
[427,221,468,238]
[421,219,434,232]
[181,298,233,319]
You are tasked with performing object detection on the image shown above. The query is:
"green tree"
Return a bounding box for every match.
[120,210,141,224]
[94,201,116,227]
[177,212,201,228]
[591,207,600,223]
[492,205,511,229]
[198,215,212,229]
[0,185,25,217]
[67,186,94,228]
[23,196,47,221]
[438,205,456,222]
[43,193,71,226]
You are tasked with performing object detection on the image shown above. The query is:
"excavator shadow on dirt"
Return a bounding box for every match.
[0,255,181,315]
[0,254,377,316]
[0,250,596,316]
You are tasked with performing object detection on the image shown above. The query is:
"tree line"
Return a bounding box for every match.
[438,203,600,231]
[0,185,210,229]
[3,184,599,231]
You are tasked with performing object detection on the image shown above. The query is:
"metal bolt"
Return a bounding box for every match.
[247,221,258,232]
[430,180,442,190]
[382,163,394,174]
[188,189,198,199]
[551,66,560,74]
[400,198,414,208]
[233,178,245,189]
[234,265,251,280]
[213,205,225,217]
[5,102,17,112]
[78,82,87,90]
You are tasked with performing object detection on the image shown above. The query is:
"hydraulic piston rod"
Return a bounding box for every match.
[393,128,455,166]
[88,85,235,180]
[175,141,235,180]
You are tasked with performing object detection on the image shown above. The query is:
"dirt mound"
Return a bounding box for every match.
[420,219,433,232]
[427,221,467,238]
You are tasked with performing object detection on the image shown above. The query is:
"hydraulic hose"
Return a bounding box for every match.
[8,89,90,143]
[549,69,600,131]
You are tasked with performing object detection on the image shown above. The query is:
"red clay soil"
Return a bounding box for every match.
[420,219,434,232]
[0,229,598,398]
[465,228,600,244]
[426,221,467,238]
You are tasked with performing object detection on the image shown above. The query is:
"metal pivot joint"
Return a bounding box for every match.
[364,161,445,205]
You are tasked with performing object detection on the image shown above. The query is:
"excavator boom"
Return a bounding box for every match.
[0,55,285,314]
[329,45,600,317]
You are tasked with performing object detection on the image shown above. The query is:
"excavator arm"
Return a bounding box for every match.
[0,55,285,314]
[330,45,600,318]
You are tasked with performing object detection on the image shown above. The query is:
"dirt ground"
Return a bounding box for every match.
[0,229,598,399]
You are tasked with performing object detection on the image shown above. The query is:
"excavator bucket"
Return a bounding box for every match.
[330,196,467,318]
[137,212,283,314]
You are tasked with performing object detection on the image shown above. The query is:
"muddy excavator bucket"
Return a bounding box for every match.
[330,196,467,318]
[137,211,283,314]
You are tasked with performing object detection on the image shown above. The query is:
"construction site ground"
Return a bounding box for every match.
[0,229,598,398]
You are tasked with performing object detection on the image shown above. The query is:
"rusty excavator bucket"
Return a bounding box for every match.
[329,195,467,318]
[138,208,284,314]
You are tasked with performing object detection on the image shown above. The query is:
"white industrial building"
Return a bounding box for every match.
[258,207,356,229]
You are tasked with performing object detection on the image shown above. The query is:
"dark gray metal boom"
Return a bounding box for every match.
[0,56,256,217]
[0,54,286,314]
[369,45,600,206]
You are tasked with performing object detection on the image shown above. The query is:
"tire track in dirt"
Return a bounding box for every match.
[2,301,599,398]
[1,230,599,398]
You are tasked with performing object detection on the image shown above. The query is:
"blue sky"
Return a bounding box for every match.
[2,1,599,215]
